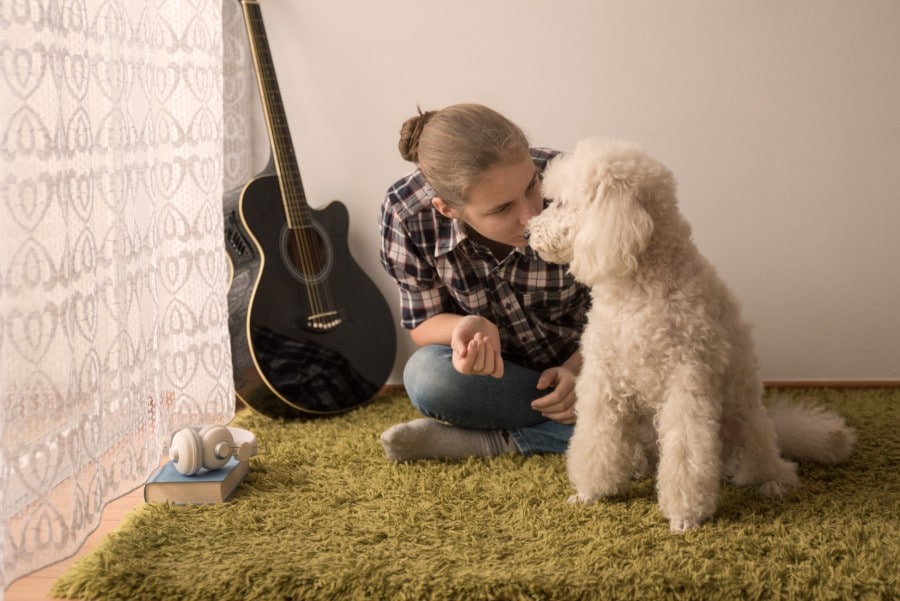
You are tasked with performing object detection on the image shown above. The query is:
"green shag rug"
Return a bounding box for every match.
[52,388,898,601]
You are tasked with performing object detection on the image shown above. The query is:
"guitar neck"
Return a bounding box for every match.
[241,0,310,228]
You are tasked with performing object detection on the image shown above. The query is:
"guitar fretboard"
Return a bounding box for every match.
[243,0,311,229]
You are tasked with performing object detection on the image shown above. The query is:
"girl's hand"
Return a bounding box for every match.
[451,316,504,378]
[531,366,578,424]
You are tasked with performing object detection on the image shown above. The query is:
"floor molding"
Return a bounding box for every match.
[379,384,407,395]
[763,380,900,389]
[380,381,900,396]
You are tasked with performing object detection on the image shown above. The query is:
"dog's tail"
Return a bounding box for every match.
[767,400,857,464]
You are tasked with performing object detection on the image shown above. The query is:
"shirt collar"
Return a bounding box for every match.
[435,215,537,263]
[435,213,467,257]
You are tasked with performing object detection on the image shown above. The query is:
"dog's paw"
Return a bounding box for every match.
[758,480,793,499]
[758,462,800,498]
[668,516,705,533]
[567,492,600,505]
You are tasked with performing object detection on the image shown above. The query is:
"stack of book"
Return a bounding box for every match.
[144,457,249,504]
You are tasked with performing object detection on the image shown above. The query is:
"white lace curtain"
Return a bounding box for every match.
[0,0,265,594]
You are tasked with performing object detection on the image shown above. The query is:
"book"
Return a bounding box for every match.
[144,457,249,504]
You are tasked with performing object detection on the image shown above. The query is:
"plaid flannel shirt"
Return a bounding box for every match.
[379,147,590,371]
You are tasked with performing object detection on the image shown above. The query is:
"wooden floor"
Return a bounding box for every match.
[4,486,146,601]
[6,405,254,601]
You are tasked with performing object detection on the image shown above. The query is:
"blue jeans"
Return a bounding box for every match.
[402,345,573,456]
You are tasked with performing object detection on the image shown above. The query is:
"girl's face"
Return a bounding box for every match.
[433,154,543,250]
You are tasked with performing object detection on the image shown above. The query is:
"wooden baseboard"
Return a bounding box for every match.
[763,380,900,389]
[379,384,407,395]
[379,381,900,396]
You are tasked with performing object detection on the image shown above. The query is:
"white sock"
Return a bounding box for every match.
[380,418,518,462]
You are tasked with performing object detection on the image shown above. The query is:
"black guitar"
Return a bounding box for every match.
[223,0,396,418]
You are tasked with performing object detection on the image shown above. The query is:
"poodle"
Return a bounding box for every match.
[527,138,856,532]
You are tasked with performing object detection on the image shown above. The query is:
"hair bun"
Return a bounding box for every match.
[398,108,435,163]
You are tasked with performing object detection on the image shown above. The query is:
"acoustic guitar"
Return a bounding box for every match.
[223,0,396,418]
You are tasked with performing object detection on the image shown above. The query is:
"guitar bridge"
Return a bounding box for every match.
[292,310,343,333]
[307,311,342,331]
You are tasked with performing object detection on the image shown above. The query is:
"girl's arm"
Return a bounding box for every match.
[410,314,504,378]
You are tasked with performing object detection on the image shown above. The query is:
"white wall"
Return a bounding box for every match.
[257,0,900,383]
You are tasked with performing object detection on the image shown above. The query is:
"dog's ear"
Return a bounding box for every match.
[570,181,653,282]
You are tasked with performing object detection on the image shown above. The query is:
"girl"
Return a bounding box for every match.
[378,103,590,461]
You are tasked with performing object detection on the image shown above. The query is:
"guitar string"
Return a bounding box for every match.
[251,6,324,317]
[279,116,338,324]
[248,7,323,321]
[252,7,338,327]
[277,114,331,323]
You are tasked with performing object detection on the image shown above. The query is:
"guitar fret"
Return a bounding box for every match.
[244,1,310,230]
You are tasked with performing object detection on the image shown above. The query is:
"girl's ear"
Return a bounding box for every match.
[432,197,459,220]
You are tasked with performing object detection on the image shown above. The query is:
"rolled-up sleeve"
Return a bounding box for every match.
[379,196,456,329]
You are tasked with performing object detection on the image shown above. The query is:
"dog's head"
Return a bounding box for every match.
[528,138,675,285]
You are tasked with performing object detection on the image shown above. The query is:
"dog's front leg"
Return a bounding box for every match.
[655,377,723,532]
[566,375,639,504]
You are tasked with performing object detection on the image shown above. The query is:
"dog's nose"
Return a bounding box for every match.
[522,221,533,240]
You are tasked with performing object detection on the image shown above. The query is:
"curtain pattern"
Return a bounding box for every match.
[223,0,267,192]
[0,0,264,591]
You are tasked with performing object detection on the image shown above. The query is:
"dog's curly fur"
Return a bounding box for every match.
[527,138,857,531]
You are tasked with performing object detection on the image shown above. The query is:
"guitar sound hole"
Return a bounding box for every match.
[280,223,332,284]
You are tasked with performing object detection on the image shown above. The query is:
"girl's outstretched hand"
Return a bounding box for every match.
[451,315,504,378]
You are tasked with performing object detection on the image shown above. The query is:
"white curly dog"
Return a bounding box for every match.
[527,138,856,532]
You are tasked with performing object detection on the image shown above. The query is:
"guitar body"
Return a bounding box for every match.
[228,0,396,417]
[225,173,396,418]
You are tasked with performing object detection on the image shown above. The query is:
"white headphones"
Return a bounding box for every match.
[167,425,259,476]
